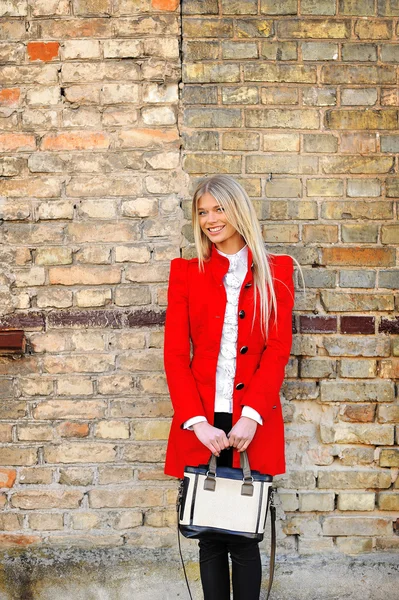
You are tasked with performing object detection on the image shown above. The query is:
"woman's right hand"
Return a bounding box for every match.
[192,421,230,457]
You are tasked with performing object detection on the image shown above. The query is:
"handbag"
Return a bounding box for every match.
[176,451,276,600]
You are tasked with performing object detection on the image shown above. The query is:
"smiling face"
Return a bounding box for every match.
[197,191,245,253]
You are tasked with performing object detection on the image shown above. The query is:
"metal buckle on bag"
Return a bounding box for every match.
[241,474,254,496]
[204,470,216,491]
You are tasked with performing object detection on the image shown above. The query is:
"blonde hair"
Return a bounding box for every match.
[192,175,305,339]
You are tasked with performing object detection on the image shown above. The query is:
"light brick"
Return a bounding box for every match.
[338,492,375,511]
[44,443,116,464]
[323,517,392,537]
[298,492,335,512]
[89,488,163,508]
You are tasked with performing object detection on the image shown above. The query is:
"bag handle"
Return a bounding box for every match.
[204,450,254,495]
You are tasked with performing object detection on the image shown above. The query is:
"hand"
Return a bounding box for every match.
[228,417,257,452]
[192,421,230,457]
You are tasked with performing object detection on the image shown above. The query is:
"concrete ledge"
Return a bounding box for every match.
[0,547,398,600]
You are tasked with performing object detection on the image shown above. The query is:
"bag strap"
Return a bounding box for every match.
[176,482,277,600]
[265,488,276,600]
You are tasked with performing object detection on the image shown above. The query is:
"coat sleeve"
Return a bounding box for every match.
[240,255,295,422]
[164,258,206,427]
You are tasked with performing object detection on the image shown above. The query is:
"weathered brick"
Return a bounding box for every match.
[307,179,343,196]
[320,380,393,403]
[378,493,399,511]
[278,19,350,39]
[33,400,105,420]
[183,154,241,174]
[354,19,392,39]
[377,405,399,425]
[341,223,378,243]
[318,470,391,489]
[260,42,297,61]
[244,64,316,83]
[11,490,82,510]
[184,108,241,128]
[379,448,399,467]
[247,155,317,174]
[301,0,336,15]
[302,42,338,61]
[89,488,163,508]
[0,448,37,466]
[261,87,298,105]
[340,359,376,378]
[59,468,93,486]
[49,266,121,286]
[338,492,375,511]
[236,19,273,38]
[339,403,376,423]
[303,87,337,106]
[322,200,392,220]
[321,248,395,268]
[323,517,392,537]
[264,179,301,200]
[324,335,389,357]
[29,513,64,531]
[341,88,378,106]
[263,134,300,152]
[325,110,397,130]
[320,423,394,445]
[44,443,116,464]
[298,492,334,512]
[0,468,16,488]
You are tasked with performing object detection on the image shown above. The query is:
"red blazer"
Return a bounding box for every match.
[163,243,295,479]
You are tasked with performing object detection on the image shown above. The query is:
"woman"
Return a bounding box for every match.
[163,175,299,600]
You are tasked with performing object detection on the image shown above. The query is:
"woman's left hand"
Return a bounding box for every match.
[228,417,257,452]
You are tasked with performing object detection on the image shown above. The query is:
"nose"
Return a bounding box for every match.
[206,210,219,224]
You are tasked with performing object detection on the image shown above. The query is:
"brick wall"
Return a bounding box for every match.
[0,0,397,558]
[181,0,399,557]
[0,0,182,550]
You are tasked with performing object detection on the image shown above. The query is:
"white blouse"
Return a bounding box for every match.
[183,244,262,430]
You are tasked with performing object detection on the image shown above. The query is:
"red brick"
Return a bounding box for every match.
[379,317,399,334]
[322,247,395,267]
[0,534,41,547]
[300,316,337,333]
[27,42,60,62]
[152,0,179,10]
[57,422,90,438]
[0,133,36,152]
[0,88,20,106]
[0,468,17,488]
[341,316,375,334]
[41,132,109,151]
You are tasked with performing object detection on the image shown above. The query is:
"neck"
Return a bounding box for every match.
[215,234,246,255]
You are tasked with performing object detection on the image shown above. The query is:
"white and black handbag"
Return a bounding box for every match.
[178,450,273,540]
[176,451,276,599]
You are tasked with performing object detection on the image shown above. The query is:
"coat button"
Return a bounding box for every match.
[239,310,245,319]
[235,383,244,390]
[244,282,252,288]
[240,346,248,354]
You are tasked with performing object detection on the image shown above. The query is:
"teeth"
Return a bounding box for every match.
[209,226,224,232]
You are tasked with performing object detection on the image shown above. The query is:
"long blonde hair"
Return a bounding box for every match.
[192,175,304,339]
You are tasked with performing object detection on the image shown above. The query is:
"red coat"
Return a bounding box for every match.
[163,243,295,478]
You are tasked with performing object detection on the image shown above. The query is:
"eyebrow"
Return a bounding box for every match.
[198,205,222,211]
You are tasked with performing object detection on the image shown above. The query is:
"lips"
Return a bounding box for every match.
[208,225,225,234]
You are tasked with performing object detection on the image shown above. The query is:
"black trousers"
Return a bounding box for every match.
[198,413,262,600]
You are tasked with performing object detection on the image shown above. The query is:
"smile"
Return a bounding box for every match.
[208,225,225,234]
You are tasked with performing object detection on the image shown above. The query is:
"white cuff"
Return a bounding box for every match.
[183,416,207,430]
[241,406,263,425]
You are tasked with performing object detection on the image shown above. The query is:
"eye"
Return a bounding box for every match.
[198,210,206,216]
[217,207,224,212]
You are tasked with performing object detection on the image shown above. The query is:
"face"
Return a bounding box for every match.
[197,192,243,249]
